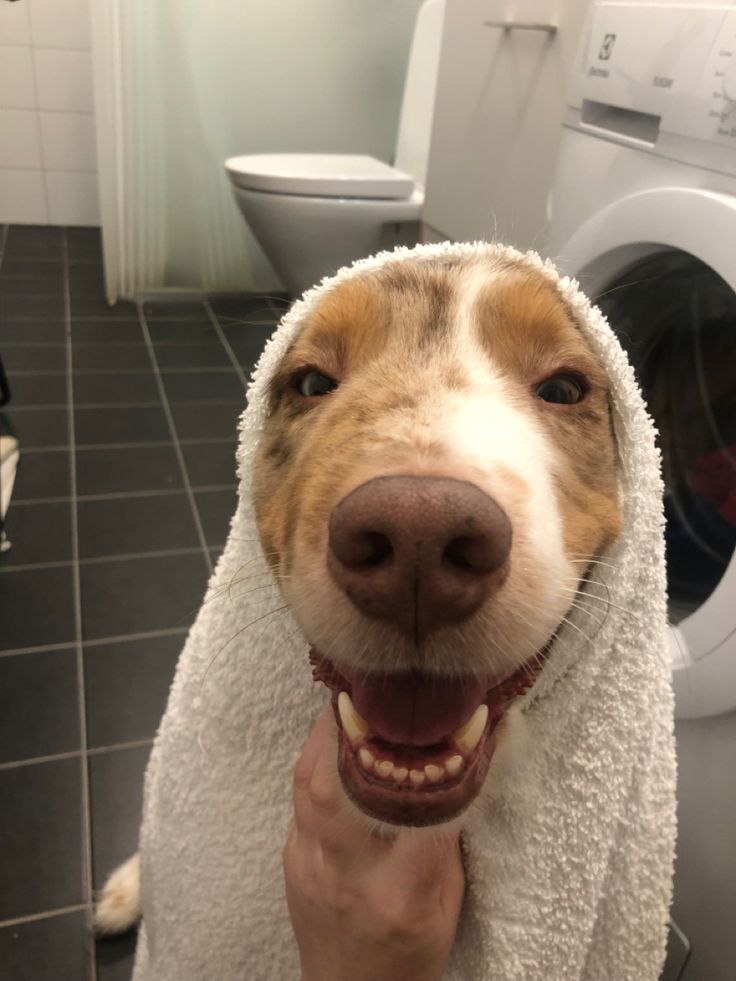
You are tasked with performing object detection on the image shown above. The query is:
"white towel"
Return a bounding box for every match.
[132,242,676,981]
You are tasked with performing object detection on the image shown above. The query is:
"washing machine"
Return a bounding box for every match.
[546,3,736,978]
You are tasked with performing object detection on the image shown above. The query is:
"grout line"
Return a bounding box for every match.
[203,299,249,390]
[10,484,236,506]
[0,904,88,931]
[63,230,97,981]
[0,739,155,774]
[0,626,189,660]
[139,306,215,577]
[0,558,72,573]
[0,545,206,574]
[0,225,7,269]
[20,436,234,454]
[9,365,237,375]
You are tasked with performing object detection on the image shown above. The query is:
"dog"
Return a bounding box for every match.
[96,251,621,933]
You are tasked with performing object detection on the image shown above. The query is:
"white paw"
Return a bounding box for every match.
[95,853,141,935]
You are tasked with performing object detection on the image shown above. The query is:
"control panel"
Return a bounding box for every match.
[576,3,736,147]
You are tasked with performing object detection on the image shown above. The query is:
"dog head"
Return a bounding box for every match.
[253,253,621,826]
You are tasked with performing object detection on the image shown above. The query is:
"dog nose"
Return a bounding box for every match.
[328,475,512,641]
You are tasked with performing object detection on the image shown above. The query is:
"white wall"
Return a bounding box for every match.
[0,0,99,225]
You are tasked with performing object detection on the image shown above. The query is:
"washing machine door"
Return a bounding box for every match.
[557,186,736,719]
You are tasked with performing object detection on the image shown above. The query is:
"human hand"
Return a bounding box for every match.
[283,708,466,981]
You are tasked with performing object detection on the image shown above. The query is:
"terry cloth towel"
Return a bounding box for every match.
[132,242,676,981]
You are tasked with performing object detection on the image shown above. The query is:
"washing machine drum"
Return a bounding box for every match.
[595,251,736,625]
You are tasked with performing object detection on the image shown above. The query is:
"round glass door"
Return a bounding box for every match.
[596,250,736,624]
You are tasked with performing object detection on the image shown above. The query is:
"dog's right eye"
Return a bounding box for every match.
[296,371,339,398]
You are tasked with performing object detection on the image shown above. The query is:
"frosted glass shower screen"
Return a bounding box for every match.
[91,0,423,302]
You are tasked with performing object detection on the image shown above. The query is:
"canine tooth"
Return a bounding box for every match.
[409,769,426,786]
[424,764,444,783]
[453,704,489,755]
[375,760,394,779]
[445,755,464,777]
[358,747,375,772]
[392,766,408,783]
[337,691,370,746]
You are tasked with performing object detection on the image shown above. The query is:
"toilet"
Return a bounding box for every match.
[225,0,445,297]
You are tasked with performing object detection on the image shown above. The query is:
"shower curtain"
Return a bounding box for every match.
[91,0,423,303]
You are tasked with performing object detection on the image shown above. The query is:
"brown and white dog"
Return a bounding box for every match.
[97,252,622,928]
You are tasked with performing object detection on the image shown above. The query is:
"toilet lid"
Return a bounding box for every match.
[225,153,415,200]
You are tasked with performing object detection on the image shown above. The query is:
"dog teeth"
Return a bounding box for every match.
[424,764,444,783]
[453,704,489,755]
[392,766,408,783]
[375,760,394,779]
[445,755,464,777]
[358,747,374,772]
[409,769,426,787]
[337,691,370,746]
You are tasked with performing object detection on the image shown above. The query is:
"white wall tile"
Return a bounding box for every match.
[0,46,36,110]
[0,109,42,168]
[0,2,31,45]
[29,0,92,50]
[40,111,96,171]
[0,169,48,224]
[46,170,99,225]
[34,48,93,112]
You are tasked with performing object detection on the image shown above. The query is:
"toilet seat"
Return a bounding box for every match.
[225,153,415,200]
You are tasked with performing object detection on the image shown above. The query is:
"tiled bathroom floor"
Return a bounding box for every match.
[0,225,285,980]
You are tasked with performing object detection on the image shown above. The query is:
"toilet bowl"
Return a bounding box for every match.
[225,0,445,297]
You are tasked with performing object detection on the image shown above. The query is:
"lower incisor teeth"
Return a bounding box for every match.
[409,769,425,786]
[445,755,463,777]
[424,764,444,783]
[392,766,408,783]
[375,760,394,779]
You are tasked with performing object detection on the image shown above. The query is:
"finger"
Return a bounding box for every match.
[292,705,335,796]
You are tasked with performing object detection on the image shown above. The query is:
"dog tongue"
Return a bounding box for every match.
[348,671,487,746]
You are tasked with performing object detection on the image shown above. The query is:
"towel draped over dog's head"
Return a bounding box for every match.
[134,242,676,981]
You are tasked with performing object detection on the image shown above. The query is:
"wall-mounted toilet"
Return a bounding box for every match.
[225,0,445,297]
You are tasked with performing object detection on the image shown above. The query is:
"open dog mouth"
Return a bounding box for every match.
[310,647,549,826]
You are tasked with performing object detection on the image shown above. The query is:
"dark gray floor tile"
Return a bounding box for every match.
[80,552,209,640]
[0,320,66,343]
[0,295,65,320]
[73,345,150,371]
[210,294,287,321]
[161,370,243,403]
[3,372,67,405]
[2,500,73,564]
[0,758,83,919]
[147,320,218,343]
[84,634,182,747]
[169,401,242,440]
[96,930,137,981]
[89,746,149,890]
[194,488,237,547]
[69,269,106,298]
[153,343,231,369]
[12,449,70,500]
[70,296,137,320]
[141,300,207,321]
[5,225,63,249]
[0,909,92,981]
[76,445,181,496]
[0,275,64,296]
[2,345,66,371]
[10,407,69,448]
[0,649,79,764]
[77,492,199,559]
[74,406,169,445]
[72,321,143,343]
[224,334,272,368]
[66,226,101,252]
[181,440,237,488]
[73,371,159,406]
[0,566,75,651]
[0,259,63,281]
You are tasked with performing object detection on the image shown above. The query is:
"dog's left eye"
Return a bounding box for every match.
[296,371,339,397]
[535,375,585,405]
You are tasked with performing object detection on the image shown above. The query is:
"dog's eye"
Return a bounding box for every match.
[296,371,339,398]
[535,375,585,405]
